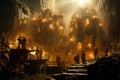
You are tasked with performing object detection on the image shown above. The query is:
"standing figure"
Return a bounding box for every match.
[81,51,86,64]
[17,36,27,49]
[22,36,27,49]
[17,36,22,48]
[105,47,109,56]
[56,54,62,67]
[36,47,43,60]
[36,47,39,59]
[94,47,98,59]
[74,54,80,64]
[39,48,43,59]
[1,34,9,48]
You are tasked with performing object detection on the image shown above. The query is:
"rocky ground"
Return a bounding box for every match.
[1,73,52,80]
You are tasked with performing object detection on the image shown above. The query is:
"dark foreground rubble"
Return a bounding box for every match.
[87,52,120,80]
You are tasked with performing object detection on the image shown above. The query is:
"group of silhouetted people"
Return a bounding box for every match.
[17,36,27,49]
[73,47,110,64]
[74,51,86,64]
[94,47,109,59]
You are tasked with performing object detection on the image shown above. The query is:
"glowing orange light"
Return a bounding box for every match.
[70,28,73,32]
[77,42,82,50]
[70,36,76,42]
[85,18,89,25]
[88,43,92,48]
[56,22,60,26]
[70,38,74,42]
[37,28,41,32]
[86,10,89,13]
[89,53,94,58]
[42,18,47,23]
[50,17,52,21]
[9,44,14,48]
[78,0,90,6]
[49,24,54,30]
[30,51,36,56]
[92,15,97,18]
[59,26,64,30]
[99,23,102,26]
[76,14,79,18]
[32,17,37,21]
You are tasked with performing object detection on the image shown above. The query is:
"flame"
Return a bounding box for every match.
[30,51,36,56]
[9,44,14,48]
[42,50,49,59]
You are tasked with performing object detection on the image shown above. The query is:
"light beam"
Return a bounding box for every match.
[78,0,90,6]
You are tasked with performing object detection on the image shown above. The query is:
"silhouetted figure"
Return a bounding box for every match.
[22,36,27,49]
[56,54,62,67]
[74,54,80,64]
[1,35,9,48]
[36,47,39,59]
[36,47,43,59]
[17,36,27,49]
[39,48,43,59]
[105,47,109,56]
[94,47,98,59]
[81,51,86,64]
[17,36,23,48]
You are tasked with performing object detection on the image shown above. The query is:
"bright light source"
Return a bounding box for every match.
[89,53,94,58]
[78,0,90,6]
[88,43,92,48]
